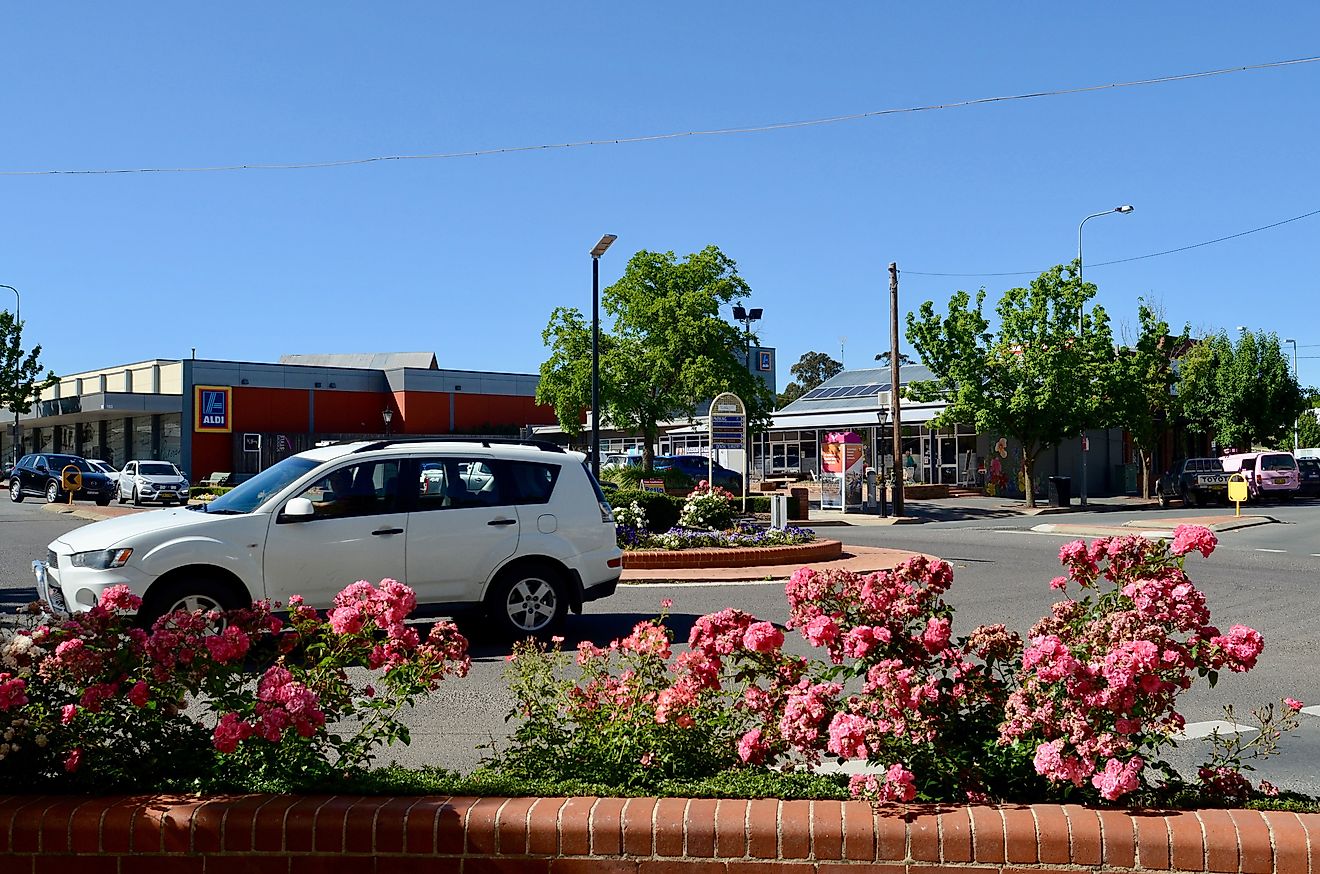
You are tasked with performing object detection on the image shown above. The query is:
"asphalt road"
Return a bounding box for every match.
[2,496,1317,792]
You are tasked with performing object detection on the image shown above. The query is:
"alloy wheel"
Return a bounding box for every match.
[504,576,559,633]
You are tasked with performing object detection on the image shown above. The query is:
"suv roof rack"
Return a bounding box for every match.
[349,436,567,454]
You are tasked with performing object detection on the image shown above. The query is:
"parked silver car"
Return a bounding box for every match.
[117,460,190,506]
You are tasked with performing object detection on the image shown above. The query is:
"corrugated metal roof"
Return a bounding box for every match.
[278,352,439,371]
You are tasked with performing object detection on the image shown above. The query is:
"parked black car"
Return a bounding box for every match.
[1298,457,1320,498]
[651,454,744,492]
[1155,458,1229,508]
[8,454,115,505]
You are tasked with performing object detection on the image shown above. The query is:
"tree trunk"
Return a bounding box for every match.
[1137,448,1151,500]
[641,423,657,472]
[1022,449,1037,508]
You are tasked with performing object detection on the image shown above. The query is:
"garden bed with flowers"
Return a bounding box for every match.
[0,524,1313,837]
[614,481,825,567]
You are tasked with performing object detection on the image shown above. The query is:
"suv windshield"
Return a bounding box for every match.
[1260,454,1297,471]
[203,456,321,514]
[45,456,91,472]
[139,462,177,476]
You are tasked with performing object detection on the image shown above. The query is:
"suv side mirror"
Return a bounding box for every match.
[279,497,315,523]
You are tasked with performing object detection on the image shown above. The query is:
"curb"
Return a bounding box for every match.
[1,794,1311,873]
[622,540,843,570]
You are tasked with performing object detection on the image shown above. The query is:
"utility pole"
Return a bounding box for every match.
[889,263,904,518]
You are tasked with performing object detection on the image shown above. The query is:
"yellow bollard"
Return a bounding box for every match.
[1227,474,1248,518]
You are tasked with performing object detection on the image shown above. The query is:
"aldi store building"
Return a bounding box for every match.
[4,352,558,482]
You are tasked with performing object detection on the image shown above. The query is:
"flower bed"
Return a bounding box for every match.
[620,537,843,569]
[618,523,817,551]
[0,524,1306,817]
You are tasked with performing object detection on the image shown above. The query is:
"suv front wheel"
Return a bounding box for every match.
[9,480,22,503]
[46,481,60,503]
[487,562,567,639]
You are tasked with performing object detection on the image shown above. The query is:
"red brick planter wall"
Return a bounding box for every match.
[1,794,1314,873]
[622,539,844,570]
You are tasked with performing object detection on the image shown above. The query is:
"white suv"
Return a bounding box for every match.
[33,439,622,638]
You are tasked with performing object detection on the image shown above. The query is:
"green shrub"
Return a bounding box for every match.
[188,486,234,498]
[600,466,695,491]
[610,489,683,532]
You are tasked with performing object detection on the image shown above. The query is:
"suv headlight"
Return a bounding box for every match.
[68,548,133,569]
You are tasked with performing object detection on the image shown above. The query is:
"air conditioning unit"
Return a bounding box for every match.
[875,391,891,408]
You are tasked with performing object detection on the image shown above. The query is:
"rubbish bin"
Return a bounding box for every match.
[1047,476,1072,508]
[789,487,809,521]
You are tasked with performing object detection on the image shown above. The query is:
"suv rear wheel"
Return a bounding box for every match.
[487,561,567,639]
[45,481,60,503]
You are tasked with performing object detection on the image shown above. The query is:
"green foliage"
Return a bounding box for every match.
[0,310,57,419]
[1109,302,1185,497]
[188,486,235,498]
[599,466,695,491]
[536,246,777,468]
[1177,331,1305,450]
[608,488,683,532]
[906,262,1115,506]
[779,351,843,406]
[490,633,741,790]
[1296,402,1320,450]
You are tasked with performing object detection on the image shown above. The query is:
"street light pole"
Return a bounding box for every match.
[1,284,19,465]
[1286,337,1299,451]
[1076,205,1134,507]
[589,234,617,480]
[731,304,763,485]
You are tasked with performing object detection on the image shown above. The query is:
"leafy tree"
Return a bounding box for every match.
[777,351,842,407]
[873,351,914,367]
[906,262,1114,507]
[1108,302,1185,498]
[1177,330,1304,450]
[537,245,774,470]
[0,311,56,455]
[1297,399,1320,451]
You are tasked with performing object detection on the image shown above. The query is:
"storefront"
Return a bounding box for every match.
[8,352,558,481]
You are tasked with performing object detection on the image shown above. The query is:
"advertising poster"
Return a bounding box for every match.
[821,434,866,510]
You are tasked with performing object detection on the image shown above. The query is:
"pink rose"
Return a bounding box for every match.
[64,749,83,773]
[1285,697,1304,712]
[1171,525,1217,558]
[127,681,150,708]
[742,621,785,653]
[804,615,839,648]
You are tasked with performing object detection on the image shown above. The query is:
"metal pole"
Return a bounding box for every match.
[1076,219,1091,508]
[1288,338,1299,451]
[889,263,904,517]
[1,286,19,464]
[591,255,601,480]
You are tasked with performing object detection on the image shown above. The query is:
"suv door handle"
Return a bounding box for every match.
[487,518,517,526]
[371,527,404,536]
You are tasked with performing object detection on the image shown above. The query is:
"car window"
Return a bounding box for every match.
[1260,454,1297,471]
[414,457,505,511]
[205,456,321,514]
[503,461,561,505]
[294,460,403,520]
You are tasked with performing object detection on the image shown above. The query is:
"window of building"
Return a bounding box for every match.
[159,414,182,465]
[106,419,126,466]
[132,416,153,460]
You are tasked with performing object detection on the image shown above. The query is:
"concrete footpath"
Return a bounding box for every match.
[620,544,923,583]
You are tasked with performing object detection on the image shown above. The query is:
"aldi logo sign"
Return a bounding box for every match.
[194,386,232,433]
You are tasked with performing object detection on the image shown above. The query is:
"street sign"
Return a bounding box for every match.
[243,433,261,453]
[707,392,748,507]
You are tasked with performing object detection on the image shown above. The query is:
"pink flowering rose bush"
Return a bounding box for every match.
[494,601,799,787]
[0,579,469,792]
[1000,526,1287,803]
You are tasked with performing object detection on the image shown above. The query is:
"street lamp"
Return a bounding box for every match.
[731,305,764,371]
[1,285,19,464]
[382,408,393,436]
[590,233,618,480]
[1286,337,1299,451]
[1076,205,1134,507]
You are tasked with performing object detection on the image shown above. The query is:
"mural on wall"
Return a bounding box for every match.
[983,436,1027,498]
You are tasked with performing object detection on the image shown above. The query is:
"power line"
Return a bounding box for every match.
[1,55,1317,177]
[904,207,1320,278]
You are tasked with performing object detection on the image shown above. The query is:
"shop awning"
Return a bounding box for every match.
[768,406,945,431]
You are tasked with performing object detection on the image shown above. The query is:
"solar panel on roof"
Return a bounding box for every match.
[800,387,828,400]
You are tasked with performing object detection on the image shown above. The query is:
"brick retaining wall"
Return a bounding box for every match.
[1,794,1314,873]
[622,539,844,570]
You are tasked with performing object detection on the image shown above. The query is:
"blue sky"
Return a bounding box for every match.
[3,4,1319,390]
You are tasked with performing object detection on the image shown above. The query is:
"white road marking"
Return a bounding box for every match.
[1254,548,1286,553]
[1173,720,1259,741]
[1300,706,1320,718]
